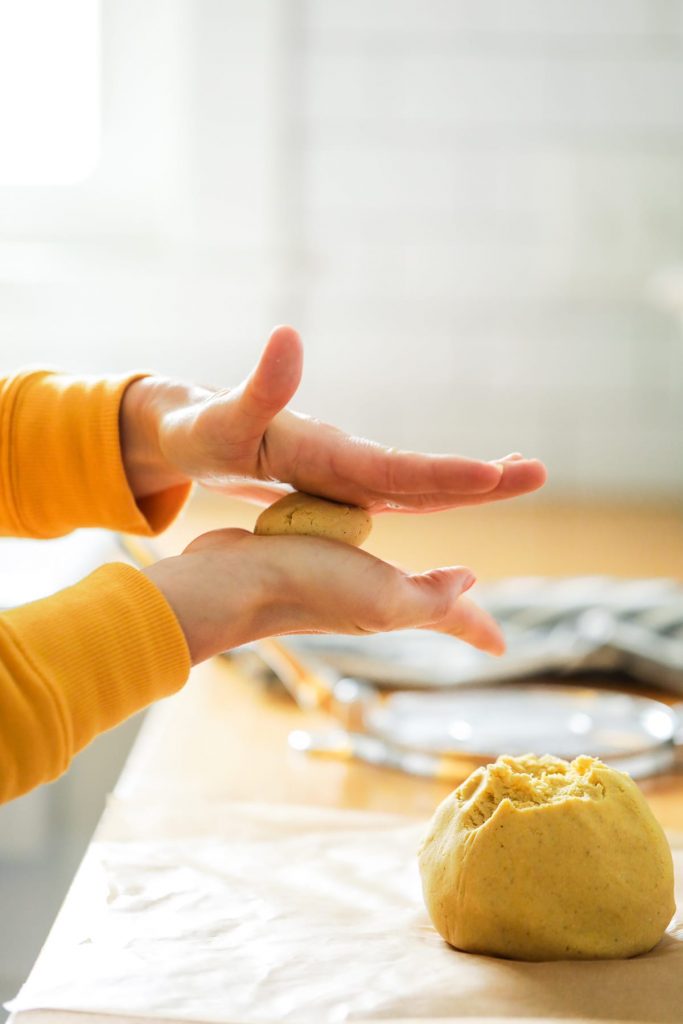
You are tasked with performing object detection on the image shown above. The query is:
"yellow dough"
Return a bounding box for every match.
[418,753,675,961]
[254,491,372,547]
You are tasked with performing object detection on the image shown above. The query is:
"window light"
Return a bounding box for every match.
[0,0,100,185]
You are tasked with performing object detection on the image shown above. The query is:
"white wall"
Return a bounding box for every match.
[1,0,682,495]
[294,0,683,494]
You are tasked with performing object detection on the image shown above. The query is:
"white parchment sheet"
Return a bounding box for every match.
[7,798,683,1024]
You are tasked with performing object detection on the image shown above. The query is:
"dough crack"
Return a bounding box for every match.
[458,753,606,830]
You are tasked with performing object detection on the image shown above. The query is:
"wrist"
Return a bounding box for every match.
[119,376,194,499]
[142,539,270,665]
[143,557,205,664]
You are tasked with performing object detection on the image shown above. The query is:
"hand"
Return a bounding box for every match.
[143,529,504,665]
[120,326,547,510]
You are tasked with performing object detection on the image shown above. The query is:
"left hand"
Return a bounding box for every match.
[120,325,547,511]
[143,527,504,664]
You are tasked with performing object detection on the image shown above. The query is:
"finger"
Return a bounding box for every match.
[387,565,477,632]
[367,565,505,655]
[451,458,547,507]
[419,592,506,655]
[235,325,303,429]
[272,415,509,498]
[330,437,507,496]
[357,458,547,512]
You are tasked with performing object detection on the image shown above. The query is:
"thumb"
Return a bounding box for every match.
[236,325,303,429]
[407,568,506,654]
[402,567,476,627]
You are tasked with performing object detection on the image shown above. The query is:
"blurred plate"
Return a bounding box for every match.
[287,578,683,695]
[286,629,577,689]
[365,684,681,776]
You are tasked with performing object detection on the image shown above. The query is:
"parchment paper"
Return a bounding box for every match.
[7,798,683,1024]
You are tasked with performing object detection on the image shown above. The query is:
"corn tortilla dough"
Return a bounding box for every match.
[418,753,675,961]
[254,491,372,547]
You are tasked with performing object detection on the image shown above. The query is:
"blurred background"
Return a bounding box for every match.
[2,0,683,488]
[1,0,683,1012]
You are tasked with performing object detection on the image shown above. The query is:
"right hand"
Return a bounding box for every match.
[143,529,505,665]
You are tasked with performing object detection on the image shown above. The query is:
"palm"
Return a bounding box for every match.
[180,527,505,657]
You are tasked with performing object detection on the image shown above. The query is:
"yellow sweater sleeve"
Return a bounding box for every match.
[0,370,192,803]
[0,369,191,537]
[0,564,190,802]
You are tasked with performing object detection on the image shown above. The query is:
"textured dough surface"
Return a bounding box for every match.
[418,753,675,961]
[254,491,372,547]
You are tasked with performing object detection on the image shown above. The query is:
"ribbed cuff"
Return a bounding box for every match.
[3,563,191,756]
[2,370,191,537]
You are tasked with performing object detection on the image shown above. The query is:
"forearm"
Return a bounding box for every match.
[0,563,190,804]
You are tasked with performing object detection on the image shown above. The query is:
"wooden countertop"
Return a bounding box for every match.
[11,494,683,1024]
[116,493,683,831]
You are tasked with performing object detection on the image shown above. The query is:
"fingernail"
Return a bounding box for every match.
[489,453,526,472]
[461,572,477,593]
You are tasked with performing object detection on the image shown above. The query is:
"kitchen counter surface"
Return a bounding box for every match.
[11,494,683,1024]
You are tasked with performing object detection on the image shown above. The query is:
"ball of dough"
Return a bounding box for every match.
[254,491,372,547]
[418,753,674,961]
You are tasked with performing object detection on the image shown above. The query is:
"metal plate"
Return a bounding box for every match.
[365,684,680,766]
[288,577,683,696]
